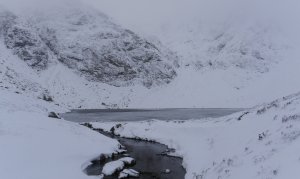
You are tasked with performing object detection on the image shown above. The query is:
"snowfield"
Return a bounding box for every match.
[0,89,120,179]
[0,111,119,179]
[92,92,300,179]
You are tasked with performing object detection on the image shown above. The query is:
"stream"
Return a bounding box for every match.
[84,126,186,179]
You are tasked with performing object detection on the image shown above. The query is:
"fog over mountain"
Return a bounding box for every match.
[3,0,300,31]
[83,0,300,37]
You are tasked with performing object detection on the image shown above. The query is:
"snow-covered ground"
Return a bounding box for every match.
[92,92,300,179]
[129,50,300,108]
[0,89,120,179]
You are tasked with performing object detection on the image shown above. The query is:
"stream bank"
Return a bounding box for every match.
[82,123,186,179]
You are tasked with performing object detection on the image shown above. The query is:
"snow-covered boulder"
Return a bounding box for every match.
[102,160,125,176]
[48,112,61,119]
[118,169,139,178]
[101,157,136,176]
[164,169,171,174]
[118,157,136,165]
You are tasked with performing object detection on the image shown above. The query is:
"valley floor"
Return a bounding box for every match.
[92,92,300,179]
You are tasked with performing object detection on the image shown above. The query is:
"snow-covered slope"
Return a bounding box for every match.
[0,110,119,179]
[155,19,290,71]
[93,92,300,179]
[0,82,120,179]
[120,20,300,108]
[0,32,134,109]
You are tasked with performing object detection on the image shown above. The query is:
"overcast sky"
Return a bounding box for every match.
[83,0,252,33]
[83,0,300,36]
[1,0,300,36]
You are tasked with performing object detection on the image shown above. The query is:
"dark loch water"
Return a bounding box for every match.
[62,108,242,123]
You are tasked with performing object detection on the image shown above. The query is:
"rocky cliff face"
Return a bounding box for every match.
[1,9,48,70]
[4,19,50,69]
[0,7,178,87]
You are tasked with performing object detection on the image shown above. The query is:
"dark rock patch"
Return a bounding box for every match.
[48,112,61,119]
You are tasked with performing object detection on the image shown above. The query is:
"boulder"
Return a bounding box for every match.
[48,112,61,119]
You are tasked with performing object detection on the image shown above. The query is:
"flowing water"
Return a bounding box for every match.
[84,128,186,179]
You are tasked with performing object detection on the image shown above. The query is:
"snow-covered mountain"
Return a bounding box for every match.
[157,21,288,72]
[0,4,178,88]
[0,2,182,109]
